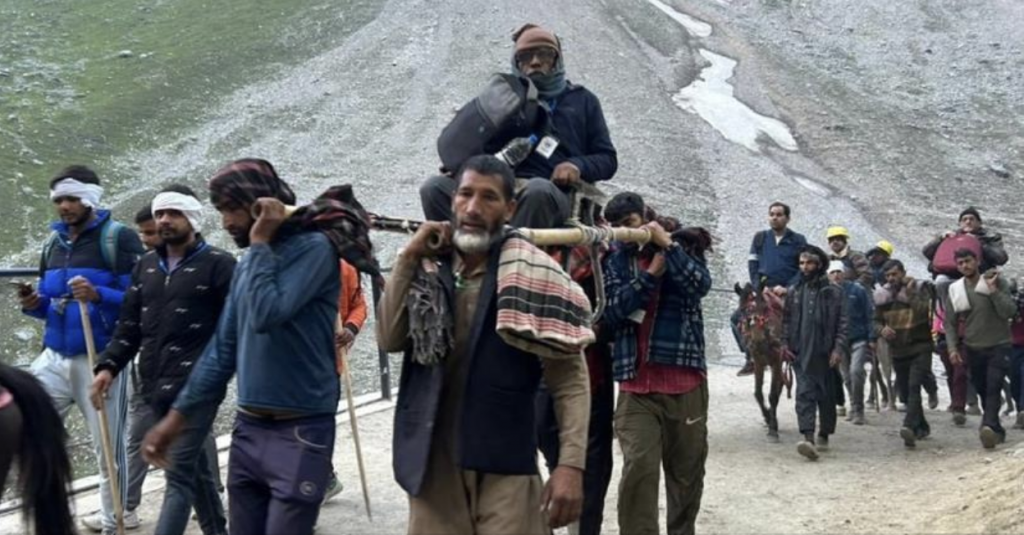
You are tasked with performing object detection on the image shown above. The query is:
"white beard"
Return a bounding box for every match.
[453,230,492,254]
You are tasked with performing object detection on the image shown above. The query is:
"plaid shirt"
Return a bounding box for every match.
[602,242,712,383]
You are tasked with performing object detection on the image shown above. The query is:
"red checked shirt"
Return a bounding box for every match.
[620,252,706,395]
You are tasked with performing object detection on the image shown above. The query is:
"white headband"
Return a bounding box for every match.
[50,178,104,208]
[151,192,204,233]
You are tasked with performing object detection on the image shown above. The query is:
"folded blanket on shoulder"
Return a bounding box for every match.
[949,278,971,313]
[496,231,595,360]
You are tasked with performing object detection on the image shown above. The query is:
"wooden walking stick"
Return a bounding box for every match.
[336,318,373,521]
[78,298,126,535]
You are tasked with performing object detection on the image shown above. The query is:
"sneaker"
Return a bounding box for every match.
[980,426,999,449]
[81,512,104,533]
[797,440,819,461]
[928,391,939,410]
[123,510,141,530]
[322,472,344,504]
[952,412,967,426]
[967,404,982,416]
[837,406,847,418]
[853,412,865,426]
[900,427,916,449]
[737,361,755,377]
[816,435,830,451]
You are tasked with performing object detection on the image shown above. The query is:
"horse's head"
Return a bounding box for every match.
[736,283,783,351]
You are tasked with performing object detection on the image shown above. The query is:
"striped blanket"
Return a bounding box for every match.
[496,233,596,360]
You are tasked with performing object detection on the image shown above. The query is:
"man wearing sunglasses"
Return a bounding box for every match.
[421,23,618,229]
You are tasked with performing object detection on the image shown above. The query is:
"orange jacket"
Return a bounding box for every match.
[339,260,368,335]
[336,261,368,375]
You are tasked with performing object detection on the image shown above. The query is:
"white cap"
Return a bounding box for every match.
[828,260,846,274]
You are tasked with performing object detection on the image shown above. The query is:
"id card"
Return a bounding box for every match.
[536,135,559,159]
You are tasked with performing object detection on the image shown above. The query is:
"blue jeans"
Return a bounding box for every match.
[154,402,226,535]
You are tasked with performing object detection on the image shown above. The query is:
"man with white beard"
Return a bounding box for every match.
[378,154,592,534]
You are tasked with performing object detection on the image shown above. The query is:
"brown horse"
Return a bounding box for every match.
[0,362,76,535]
[735,283,791,440]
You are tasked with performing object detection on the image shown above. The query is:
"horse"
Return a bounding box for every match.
[0,362,76,535]
[734,283,791,440]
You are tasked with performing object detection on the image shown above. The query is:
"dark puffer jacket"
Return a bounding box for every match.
[96,240,235,412]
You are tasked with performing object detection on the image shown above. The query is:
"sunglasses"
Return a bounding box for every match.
[515,48,558,65]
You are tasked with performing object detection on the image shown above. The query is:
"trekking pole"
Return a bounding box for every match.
[336,319,373,521]
[78,298,126,535]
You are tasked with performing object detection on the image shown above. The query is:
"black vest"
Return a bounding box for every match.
[392,247,542,496]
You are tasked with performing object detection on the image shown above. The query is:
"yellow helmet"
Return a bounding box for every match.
[826,226,850,240]
[876,240,895,256]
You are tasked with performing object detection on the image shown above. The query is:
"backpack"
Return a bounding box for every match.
[40,219,126,275]
[437,73,541,173]
[932,234,982,276]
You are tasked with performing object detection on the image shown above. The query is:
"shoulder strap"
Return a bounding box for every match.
[99,220,125,273]
[754,230,768,251]
[40,231,61,276]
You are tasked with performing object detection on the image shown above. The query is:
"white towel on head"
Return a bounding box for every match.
[50,178,104,208]
[948,278,971,313]
[151,191,204,233]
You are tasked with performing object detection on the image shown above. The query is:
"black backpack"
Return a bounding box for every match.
[437,74,541,174]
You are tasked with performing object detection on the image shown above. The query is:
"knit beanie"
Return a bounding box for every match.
[513,24,560,53]
[959,207,982,223]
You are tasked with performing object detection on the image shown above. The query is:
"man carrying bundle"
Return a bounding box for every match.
[379,155,592,534]
[143,159,378,535]
[601,192,712,535]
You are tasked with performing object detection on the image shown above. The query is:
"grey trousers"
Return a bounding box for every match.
[846,341,870,414]
[420,174,571,228]
[795,364,838,437]
[126,383,224,511]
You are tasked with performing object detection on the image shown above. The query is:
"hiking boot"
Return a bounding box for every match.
[928,391,939,410]
[816,434,830,451]
[952,411,967,426]
[837,406,847,418]
[900,427,916,449]
[852,412,866,425]
[797,439,819,461]
[980,426,999,449]
[967,403,982,416]
[322,472,344,504]
[737,361,755,377]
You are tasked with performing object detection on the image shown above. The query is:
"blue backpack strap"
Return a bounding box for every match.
[99,220,125,273]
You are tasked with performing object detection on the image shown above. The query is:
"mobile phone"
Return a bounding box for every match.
[7,281,32,297]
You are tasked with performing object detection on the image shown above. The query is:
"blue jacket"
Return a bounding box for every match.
[174,232,341,417]
[748,228,807,290]
[602,243,712,382]
[842,280,875,344]
[512,84,618,183]
[24,210,144,357]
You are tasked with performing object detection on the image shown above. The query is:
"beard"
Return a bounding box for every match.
[160,230,191,246]
[453,229,494,255]
[230,232,251,248]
